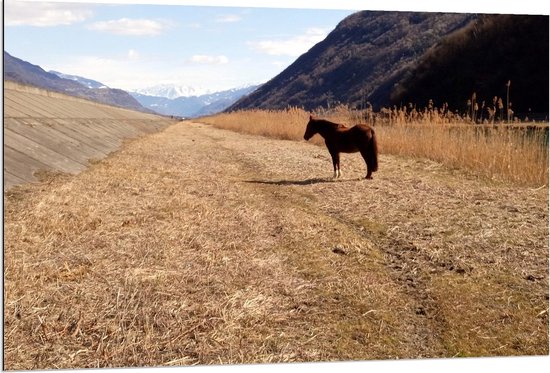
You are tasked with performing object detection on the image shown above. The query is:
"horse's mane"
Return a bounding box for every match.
[311,117,346,129]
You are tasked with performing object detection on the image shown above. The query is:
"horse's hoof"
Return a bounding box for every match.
[365,175,373,180]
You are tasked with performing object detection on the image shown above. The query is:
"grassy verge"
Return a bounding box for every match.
[200,108,548,186]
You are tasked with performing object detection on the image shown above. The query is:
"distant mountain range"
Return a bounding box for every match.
[130,85,260,118]
[3,51,149,113]
[9,10,547,121]
[133,84,211,100]
[230,11,549,118]
[3,51,260,118]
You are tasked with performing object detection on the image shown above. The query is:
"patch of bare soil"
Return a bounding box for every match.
[3,121,548,369]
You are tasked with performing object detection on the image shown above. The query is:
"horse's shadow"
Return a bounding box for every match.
[244,177,361,186]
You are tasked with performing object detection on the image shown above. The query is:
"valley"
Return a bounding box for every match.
[3,6,548,370]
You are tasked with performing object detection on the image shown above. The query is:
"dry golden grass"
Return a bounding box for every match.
[3,120,548,369]
[201,108,548,186]
[200,107,310,142]
[376,123,548,186]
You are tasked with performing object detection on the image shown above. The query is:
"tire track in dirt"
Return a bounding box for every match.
[158,121,439,360]
[200,123,449,357]
[189,121,548,357]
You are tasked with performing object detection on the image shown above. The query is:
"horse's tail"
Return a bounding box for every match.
[367,128,378,172]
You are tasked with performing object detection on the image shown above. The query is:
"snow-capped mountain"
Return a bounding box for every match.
[130,84,260,118]
[133,83,261,100]
[133,84,211,99]
[49,70,108,89]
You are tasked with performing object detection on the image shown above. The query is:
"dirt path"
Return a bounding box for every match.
[3,121,548,369]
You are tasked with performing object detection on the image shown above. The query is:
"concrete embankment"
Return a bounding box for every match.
[3,81,175,190]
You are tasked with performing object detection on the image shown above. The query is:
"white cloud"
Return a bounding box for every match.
[87,18,173,36]
[45,54,158,90]
[248,27,329,57]
[215,14,242,23]
[187,55,229,65]
[127,49,140,60]
[5,1,94,27]
[45,52,234,91]
[186,22,202,29]
[45,52,271,94]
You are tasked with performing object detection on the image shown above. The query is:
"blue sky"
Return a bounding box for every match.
[4,0,548,93]
[4,1,356,92]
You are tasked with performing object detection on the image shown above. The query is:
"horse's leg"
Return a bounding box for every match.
[330,151,340,178]
[336,152,341,178]
[360,148,372,179]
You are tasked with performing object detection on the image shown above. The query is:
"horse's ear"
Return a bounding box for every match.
[309,114,313,120]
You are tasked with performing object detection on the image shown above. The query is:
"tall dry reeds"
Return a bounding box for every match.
[201,108,309,141]
[200,107,548,186]
[376,123,548,186]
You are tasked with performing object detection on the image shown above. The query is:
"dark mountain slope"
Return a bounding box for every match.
[229,11,474,111]
[229,11,548,118]
[4,51,85,93]
[3,51,151,113]
[49,70,107,89]
[388,14,549,117]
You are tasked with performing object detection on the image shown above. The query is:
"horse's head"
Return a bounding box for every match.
[303,115,318,141]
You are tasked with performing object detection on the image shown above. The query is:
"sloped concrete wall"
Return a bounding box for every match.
[3,81,175,190]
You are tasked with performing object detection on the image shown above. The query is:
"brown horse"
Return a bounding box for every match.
[303,115,378,179]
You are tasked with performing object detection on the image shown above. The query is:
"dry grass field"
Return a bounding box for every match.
[3,118,549,369]
[201,107,548,186]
